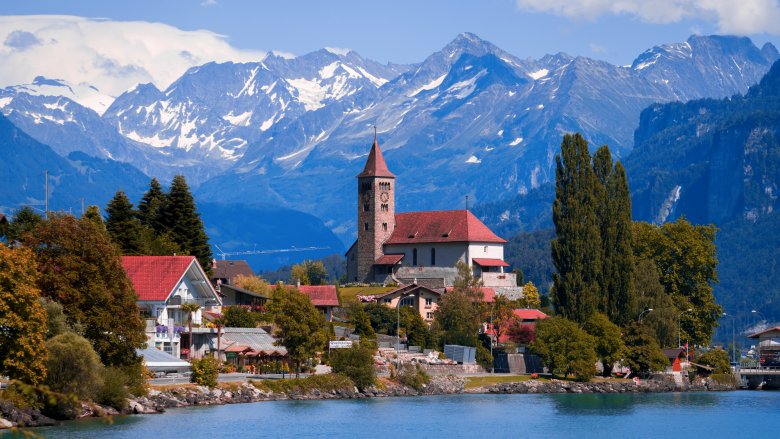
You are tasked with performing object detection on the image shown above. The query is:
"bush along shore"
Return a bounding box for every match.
[0,374,737,429]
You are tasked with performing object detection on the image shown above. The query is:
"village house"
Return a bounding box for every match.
[122,255,222,359]
[288,284,340,322]
[345,137,519,292]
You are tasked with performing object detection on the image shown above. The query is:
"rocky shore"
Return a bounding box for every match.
[0,374,736,430]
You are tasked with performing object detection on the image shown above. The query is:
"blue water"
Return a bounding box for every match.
[11,391,780,438]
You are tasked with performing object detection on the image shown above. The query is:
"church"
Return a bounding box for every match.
[345,137,517,290]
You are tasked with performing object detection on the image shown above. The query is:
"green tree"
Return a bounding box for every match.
[400,306,432,349]
[180,302,201,360]
[490,295,518,345]
[513,268,525,286]
[533,315,597,381]
[633,218,721,345]
[348,303,376,339]
[267,284,328,376]
[623,323,668,377]
[364,302,398,335]
[223,305,261,328]
[0,244,47,384]
[25,214,146,369]
[40,297,71,340]
[191,357,219,387]
[105,191,144,255]
[157,175,213,271]
[137,178,165,231]
[584,313,626,376]
[551,133,602,324]
[291,260,328,285]
[602,161,636,325]
[697,348,731,374]
[233,274,270,295]
[6,206,43,242]
[634,258,677,347]
[45,332,104,400]
[330,342,377,390]
[433,262,483,347]
[82,205,105,230]
[211,315,227,361]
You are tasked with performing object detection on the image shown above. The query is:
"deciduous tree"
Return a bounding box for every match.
[517,281,541,309]
[0,244,47,384]
[623,323,668,377]
[533,315,596,381]
[267,284,328,376]
[551,133,602,324]
[584,313,625,376]
[45,332,103,400]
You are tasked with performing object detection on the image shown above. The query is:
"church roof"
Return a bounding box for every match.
[385,210,505,244]
[357,139,395,178]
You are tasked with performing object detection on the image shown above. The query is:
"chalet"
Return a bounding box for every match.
[345,137,518,291]
[373,284,443,322]
[122,255,222,358]
[211,259,255,285]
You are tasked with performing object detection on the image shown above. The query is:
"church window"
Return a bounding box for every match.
[363,203,370,212]
[364,223,369,231]
[413,248,418,266]
[382,223,387,231]
[431,248,436,266]
[381,203,388,212]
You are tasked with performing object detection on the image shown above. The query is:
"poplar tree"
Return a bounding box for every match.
[157,175,212,270]
[105,191,143,255]
[605,162,636,325]
[551,133,602,324]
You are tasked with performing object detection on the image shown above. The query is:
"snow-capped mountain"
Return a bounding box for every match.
[1,33,777,243]
[197,34,778,241]
[102,49,410,171]
[0,76,114,115]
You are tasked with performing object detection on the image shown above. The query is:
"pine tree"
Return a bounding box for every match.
[82,205,106,230]
[157,176,213,270]
[551,133,602,324]
[138,178,165,231]
[105,191,143,255]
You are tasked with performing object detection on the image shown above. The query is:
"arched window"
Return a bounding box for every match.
[431,248,436,266]
[413,248,418,266]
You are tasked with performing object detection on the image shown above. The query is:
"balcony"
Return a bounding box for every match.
[481,272,517,288]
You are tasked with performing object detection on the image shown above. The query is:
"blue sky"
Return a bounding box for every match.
[3,0,780,65]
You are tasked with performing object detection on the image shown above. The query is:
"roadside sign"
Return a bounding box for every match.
[329,340,353,349]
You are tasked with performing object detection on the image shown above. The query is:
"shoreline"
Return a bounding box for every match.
[0,375,737,430]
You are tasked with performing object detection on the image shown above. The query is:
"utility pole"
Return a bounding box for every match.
[81,198,85,216]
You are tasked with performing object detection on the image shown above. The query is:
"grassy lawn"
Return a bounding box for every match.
[339,286,396,305]
[464,375,543,389]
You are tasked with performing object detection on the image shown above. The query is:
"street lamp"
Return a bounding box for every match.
[751,309,766,369]
[722,312,736,365]
[638,308,653,323]
[678,308,693,349]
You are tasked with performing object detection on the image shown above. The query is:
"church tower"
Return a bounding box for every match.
[355,135,395,283]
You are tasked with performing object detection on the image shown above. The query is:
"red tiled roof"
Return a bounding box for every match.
[376,254,404,265]
[748,326,780,338]
[357,139,395,178]
[293,285,340,307]
[385,210,505,244]
[512,309,548,320]
[472,258,509,267]
[122,256,196,301]
[444,286,495,303]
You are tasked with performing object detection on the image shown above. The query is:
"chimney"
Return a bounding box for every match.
[212,258,217,269]
[296,279,301,288]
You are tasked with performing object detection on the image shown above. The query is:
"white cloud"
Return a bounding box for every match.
[589,43,607,54]
[325,46,352,56]
[516,0,780,35]
[0,15,265,97]
[201,0,219,6]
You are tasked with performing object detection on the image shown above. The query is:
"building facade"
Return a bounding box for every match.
[346,138,517,290]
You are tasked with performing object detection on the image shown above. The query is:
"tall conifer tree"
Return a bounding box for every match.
[606,162,636,325]
[138,178,165,231]
[551,133,602,324]
[157,175,212,270]
[105,191,144,255]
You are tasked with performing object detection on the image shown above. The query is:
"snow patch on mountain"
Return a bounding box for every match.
[465,155,481,164]
[528,69,549,80]
[409,74,447,97]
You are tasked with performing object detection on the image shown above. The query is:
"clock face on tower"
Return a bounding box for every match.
[380,191,389,202]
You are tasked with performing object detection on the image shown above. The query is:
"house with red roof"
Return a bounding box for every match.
[122,255,222,359]
[285,284,340,322]
[345,137,517,290]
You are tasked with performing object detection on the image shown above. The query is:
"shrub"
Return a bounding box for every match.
[697,349,731,375]
[97,367,130,410]
[330,343,376,390]
[251,373,354,394]
[395,364,430,391]
[191,357,220,388]
[476,344,494,371]
[45,332,104,400]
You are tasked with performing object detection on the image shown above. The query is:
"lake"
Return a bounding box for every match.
[11,391,780,438]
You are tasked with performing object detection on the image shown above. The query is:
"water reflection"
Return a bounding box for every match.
[549,392,721,416]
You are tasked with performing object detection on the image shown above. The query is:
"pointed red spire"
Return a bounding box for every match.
[358,137,395,178]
